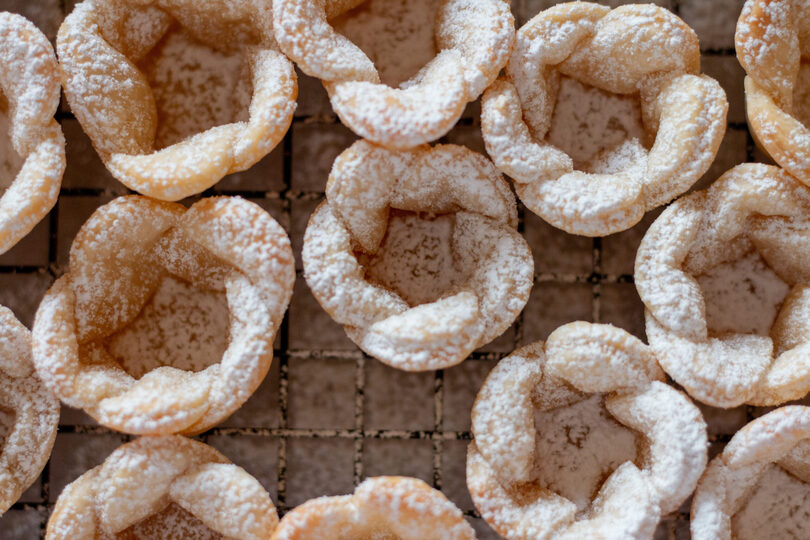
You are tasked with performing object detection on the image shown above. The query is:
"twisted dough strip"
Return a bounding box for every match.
[0,12,65,255]
[482,2,727,236]
[32,196,295,435]
[303,141,533,371]
[468,322,707,539]
[636,163,810,408]
[271,476,474,540]
[47,436,279,539]
[57,0,296,201]
[0,306,59,515]
[736,0,810,186]
[273,0,513,148]
[692,406,810,539]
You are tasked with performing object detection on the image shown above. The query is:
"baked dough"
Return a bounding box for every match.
[57,0,296,201]
[273,0,513,148]
[33,196,295,434]
[737,0,810,186]
[0,11,65,254]
[47,436,279,539]
[468,322,707,539]
[0,305,59,515]
[636,163,810,407]
[303,141,533,371]
[271,476,474,540]
[482,2,727,236]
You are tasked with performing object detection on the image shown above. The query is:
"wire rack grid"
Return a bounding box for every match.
[0,0,766,539]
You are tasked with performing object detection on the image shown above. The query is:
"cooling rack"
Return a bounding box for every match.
[0,0,767,538]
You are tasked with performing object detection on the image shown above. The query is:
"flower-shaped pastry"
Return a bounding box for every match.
[737,0,810,186]
[57,0,297,200]
[692,406,810,539]
[636,164,810,407]
[482,2,727,236]
[47,436,279,539]
[303,141,533,371]
[33,196,295,434]
[272,476,474,540]
[0,12,65,254]
[0,306,59,514]
[468,322,707,539]
[273,0,513,148]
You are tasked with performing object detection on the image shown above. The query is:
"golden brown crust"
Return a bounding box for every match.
[32,195,295,435]
[46,436,279,539]
[482,2,727,236]
[0,12,65,255]
[636,163,810,407]
[468,322,707,539]
[57,0,296,201]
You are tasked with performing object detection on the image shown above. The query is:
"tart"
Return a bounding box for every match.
[33,196,295,434]
[482,2,727,236]
[57,0,296,201]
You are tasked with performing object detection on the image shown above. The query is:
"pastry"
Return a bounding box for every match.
[737,0,810,186]
[271,476,474,540]
[468,322,707,539]
[481,2,727,236]
[303,140,533,371]
[57,0,297,201]
[692,406,810,540]
[0,305,59,514]
[636,163,810,407]
[273,0,513,148]
[47,436,279,539]
[0,11,65,254]
[33,195,295,434]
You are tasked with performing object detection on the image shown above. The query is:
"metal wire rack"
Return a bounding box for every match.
[0,0,763,538]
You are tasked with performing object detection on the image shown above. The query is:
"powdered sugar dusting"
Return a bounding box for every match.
[731,464,810,540]
[106,276,230,379]
[534,394,639,515]
[139,27,251,149]
[547,76,646,169]
[359,212,463,307]
[332,0,439,88]
[697,251,790,337]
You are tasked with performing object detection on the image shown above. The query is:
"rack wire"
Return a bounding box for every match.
[0,0,758,538]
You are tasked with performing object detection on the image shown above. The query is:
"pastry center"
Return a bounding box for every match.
[533,394,639,515]
[105,275,230,379]
[0,96,23,195]
[332,0,439,87]
[356,531,401,540]
[731,464,810,540]
[138,26,251,149]
[0,405,15,450]
[359,211,465,307]
[118,502,222,539]
[792,61,810,129]
[547,76,648,171]
[697,251,790,337]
